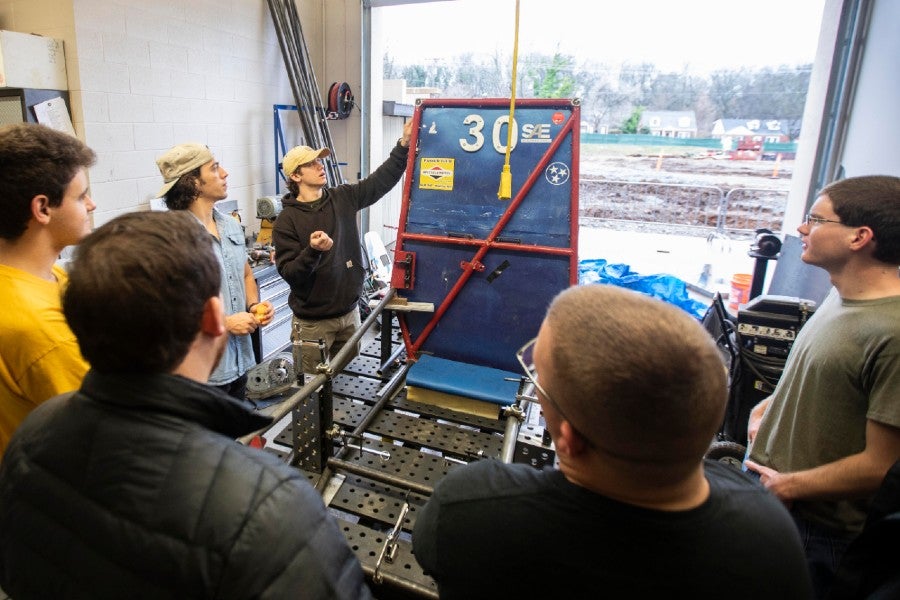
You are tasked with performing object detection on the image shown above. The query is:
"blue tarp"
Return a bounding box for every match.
[578,258,708,320]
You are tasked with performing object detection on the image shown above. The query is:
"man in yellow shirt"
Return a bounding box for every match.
[0,124,97,455]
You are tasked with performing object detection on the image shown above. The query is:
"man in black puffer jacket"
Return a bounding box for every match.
[0,211,371,600]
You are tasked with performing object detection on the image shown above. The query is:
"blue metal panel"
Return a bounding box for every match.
[396,99,579,374]
[408,105,574,248]
[402,241,572,369]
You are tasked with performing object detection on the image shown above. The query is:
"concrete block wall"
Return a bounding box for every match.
[70,0,298,230]
[0,0,307,235]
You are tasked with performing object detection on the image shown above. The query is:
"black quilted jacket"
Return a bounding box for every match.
[0,370,371,600]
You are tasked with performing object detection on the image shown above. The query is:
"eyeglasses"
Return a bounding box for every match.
[516,337,556,406]
[517,338,595,448]
[804,213,843,226]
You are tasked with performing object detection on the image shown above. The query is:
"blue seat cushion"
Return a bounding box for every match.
[406,354,520,406]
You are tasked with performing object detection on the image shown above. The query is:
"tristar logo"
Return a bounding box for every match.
[544,162,570,185]
[520,123,552,143]
[418,158,455,191]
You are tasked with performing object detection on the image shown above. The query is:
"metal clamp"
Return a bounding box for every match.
[299,338,334,377]
[513,376,540,406]
[339,431,391,461]
[343,444,391,461]
[373,496,410,584]
[394,252,415,289]
[501,403,526,423]
[464,448,486,462]
[314,338,333,376]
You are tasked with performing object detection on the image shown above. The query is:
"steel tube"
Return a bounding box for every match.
[267,0,343,185]
[499,412,521,463]
[326,457,433,496]
[315,361,410,493]
[377,342,406,377]
[360,566,438,600]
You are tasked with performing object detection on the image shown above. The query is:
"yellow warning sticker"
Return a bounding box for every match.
[419,158,455,191]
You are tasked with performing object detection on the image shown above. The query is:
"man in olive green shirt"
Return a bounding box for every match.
[746,175,900,598]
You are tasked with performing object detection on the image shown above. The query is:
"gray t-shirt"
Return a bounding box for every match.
[750,289,900,533]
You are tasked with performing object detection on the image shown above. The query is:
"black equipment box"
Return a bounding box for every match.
[715,294,817,446]
[736,295,816,359]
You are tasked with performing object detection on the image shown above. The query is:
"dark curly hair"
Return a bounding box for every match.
[0,124,97,240]
[163,166,202,210]
[286,166,301,197]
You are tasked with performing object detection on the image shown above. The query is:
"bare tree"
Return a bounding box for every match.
[618,62,659,107]
[708,69,749,117]
[645,68,705,111]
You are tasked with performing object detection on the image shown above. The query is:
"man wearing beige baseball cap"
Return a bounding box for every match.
[155,143,275,401]
[273,120,413,378]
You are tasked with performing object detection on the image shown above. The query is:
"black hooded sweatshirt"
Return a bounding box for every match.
[273,142,409,319]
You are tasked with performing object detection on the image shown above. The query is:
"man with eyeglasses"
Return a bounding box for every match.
[412,284,811,599]
[273,120,412,378]
[745,175,900,598]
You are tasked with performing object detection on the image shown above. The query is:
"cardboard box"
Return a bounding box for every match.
[0,30,67,90]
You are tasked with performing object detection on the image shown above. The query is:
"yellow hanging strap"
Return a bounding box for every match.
[498,0,520,200]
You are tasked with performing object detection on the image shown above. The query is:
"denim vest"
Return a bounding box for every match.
[206,210,255,385]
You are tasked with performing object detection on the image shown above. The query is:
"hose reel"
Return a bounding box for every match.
[327,81,354,120]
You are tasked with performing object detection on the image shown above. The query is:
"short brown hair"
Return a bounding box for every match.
[820,175,900,264]
[0,124,96,240]
[543,285,727,465]
[63,211,221,373]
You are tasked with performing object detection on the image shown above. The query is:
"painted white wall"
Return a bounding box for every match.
[68,0,300,231]
[0,0,309,236]
[319,0,361,184]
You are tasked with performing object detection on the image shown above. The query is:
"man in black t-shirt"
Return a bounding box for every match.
[412,284,812,599]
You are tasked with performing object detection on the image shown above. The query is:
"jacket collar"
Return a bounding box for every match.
[80,370,273,438]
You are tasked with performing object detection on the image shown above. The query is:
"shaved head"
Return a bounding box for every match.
[540,284,727,466]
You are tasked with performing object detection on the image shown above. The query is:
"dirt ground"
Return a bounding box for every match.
[577,146,793,237]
